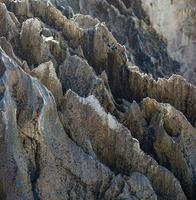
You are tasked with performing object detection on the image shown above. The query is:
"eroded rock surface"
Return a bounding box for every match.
[142,0,196,84]
[0,0,195,200]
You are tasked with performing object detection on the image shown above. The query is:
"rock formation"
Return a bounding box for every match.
[141,0,196,84]
[0,0,195,199]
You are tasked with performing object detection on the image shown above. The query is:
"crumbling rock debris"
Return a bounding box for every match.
[0,0,195,200]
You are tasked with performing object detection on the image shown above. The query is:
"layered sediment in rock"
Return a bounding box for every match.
[0,0,195,200]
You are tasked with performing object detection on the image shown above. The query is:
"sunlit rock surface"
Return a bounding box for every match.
[141,0,196,84]
[0,0,195,199]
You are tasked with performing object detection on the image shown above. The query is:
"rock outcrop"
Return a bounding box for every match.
[141,0,196,84]
[75,0,180,78]
[0,0,195,200]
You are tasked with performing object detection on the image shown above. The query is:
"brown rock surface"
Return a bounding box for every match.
[0,1,195,200]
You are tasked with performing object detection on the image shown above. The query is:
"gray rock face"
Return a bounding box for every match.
[59,52,116,112]
[76,0,180,78]
[32,61,63,105]
[0,2,19,45]
[0,0,195,200]
[20,18,51,65]
[60,90,187,199]
[1,47,158,200]
[123,97,196,198]
[141,0,196,84]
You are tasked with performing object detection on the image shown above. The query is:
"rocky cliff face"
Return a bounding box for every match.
[0,0,195,200]
[141,0,196,84]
